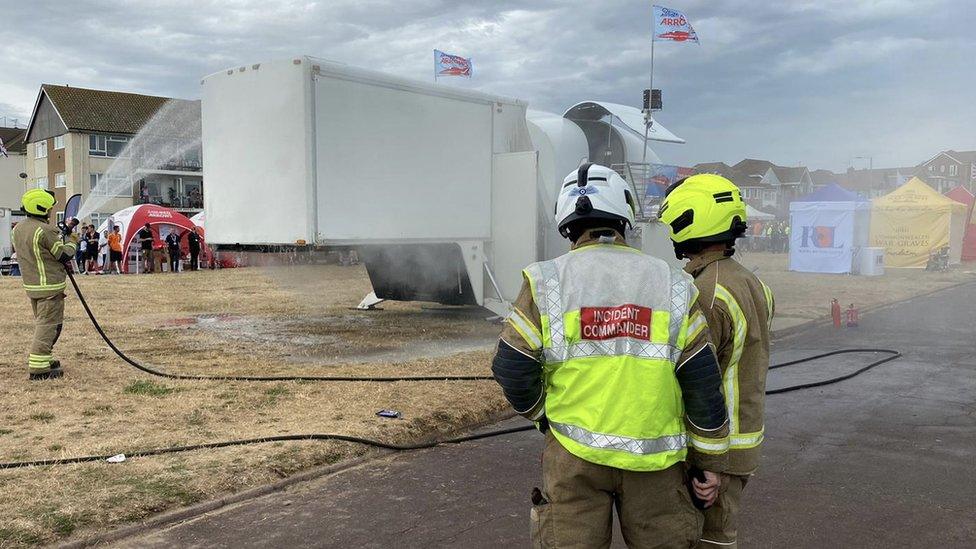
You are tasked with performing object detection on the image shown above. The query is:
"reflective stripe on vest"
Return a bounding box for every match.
[32,227,47,287]
[525,245,696,470]
[712,283,761,449]
[550,420,687,455]
[760,280,774,331]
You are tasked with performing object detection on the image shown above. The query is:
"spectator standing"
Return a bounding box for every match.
[98,230,109,273]
[137,223,154,273]
[76,230,88,273]
[165,230,181,273]
[187,227,201,271]
[85,227,100,273]
[107,225,123,274]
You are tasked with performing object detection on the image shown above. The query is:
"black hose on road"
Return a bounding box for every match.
[0,273,902,470]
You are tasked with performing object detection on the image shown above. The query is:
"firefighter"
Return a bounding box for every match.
[659,174,775,549]
[11,189,79,380]
[492,163,730,547]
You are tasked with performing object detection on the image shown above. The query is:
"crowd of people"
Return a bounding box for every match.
[742,220,791,253]
[71,222,204,275]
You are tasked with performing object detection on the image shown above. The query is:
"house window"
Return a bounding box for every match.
[55,173,66,188]
[90,172,130,196]
[36,176,48,189]
[89,213,109,229]
[54,135,65,150]
[107,136,129,157]
[89,134,128,157]
[949,164,957,176]
[35,140,47,159]
[940,165,945,173]
[90,135,106,156]
[929,165,934,172]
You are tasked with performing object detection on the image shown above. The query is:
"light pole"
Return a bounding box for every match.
[851,156,873,171]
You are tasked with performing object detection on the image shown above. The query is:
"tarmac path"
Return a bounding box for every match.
[114,282,976,548]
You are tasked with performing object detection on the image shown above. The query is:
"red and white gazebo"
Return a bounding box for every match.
[96,204,200,272]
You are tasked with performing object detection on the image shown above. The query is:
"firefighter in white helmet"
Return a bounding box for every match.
[492,163,730,547]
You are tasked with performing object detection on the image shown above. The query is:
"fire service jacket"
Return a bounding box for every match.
[493,229,730,473]
[11,216,78,299]
[685,251,774,475]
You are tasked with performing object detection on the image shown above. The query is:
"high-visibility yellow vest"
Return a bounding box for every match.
[524,244,699,472]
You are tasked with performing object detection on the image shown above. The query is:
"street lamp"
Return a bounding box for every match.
[851,156,873,170]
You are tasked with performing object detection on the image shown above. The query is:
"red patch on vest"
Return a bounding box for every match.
[580,304,652,340]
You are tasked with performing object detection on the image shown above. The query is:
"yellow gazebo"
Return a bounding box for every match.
[870,177,968,267]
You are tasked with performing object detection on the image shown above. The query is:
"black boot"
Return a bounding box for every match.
[29,361,64,381]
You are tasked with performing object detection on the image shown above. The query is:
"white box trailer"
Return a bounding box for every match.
[201,57,683,315]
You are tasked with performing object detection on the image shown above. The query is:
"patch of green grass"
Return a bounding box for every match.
[0,428,13,436]
[123,380,177,397]
[263,386,289,405]
[43,511,79,536]
[124,476,200,506]
[0,526,43,545]
[47,444,63,452]
[29,412,55,423]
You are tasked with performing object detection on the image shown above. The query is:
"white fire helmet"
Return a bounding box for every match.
[555,163,637,238]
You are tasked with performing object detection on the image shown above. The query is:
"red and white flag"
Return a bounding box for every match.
[653,5,700,43]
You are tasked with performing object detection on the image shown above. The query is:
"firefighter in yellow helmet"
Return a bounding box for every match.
[659,174,775,549]
[492,163,730,547]
[11,189,79,380]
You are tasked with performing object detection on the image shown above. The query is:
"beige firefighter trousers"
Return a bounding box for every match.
[28,293,65,373]
[531,432,702,548]
[695,474,749,548]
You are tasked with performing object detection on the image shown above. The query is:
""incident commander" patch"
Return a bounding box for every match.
[580,304,652,340]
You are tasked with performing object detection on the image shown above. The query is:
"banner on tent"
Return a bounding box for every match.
[870,209,950,268]
[789,207,855,273]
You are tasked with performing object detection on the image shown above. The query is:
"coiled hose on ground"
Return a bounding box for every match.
[0,272,901,469]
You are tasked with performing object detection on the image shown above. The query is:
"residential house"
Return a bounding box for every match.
[693,161,780,212]
[0,126,27,209]
[914,150,976,194]
[836,167,913,199]
[810,169,839,191]
[733,159,813,211]
[23,84,202,227]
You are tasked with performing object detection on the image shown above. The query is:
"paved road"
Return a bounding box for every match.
[116,282,976,548]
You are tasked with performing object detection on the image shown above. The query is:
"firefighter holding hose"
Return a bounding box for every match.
[11,189,79,380]
[492,163,730,547]
[659,174,775,549]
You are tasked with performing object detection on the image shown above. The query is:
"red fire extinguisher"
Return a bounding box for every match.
[846,303,859,327]
[831,298,842,328]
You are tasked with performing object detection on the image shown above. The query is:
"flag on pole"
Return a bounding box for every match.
[434,49,472,78]
[0,137,8,158]
[653,5,699,43]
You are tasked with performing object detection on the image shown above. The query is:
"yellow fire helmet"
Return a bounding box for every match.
[21,189,57,217]
[659,174,747,256]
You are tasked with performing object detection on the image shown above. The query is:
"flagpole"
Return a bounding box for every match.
[642,11,656,174]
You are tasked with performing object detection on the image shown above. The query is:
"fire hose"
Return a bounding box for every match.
[0,271,901,469]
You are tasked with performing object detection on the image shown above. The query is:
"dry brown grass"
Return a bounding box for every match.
[736,252,976,330]
[0,258,972,546]
[0,265,506,547]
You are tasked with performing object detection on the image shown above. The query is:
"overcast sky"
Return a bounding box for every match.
[1,0,973,171]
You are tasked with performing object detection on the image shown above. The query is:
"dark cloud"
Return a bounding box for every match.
[0,0,972,171]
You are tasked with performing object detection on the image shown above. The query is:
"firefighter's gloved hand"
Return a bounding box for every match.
[535,416,549,434]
